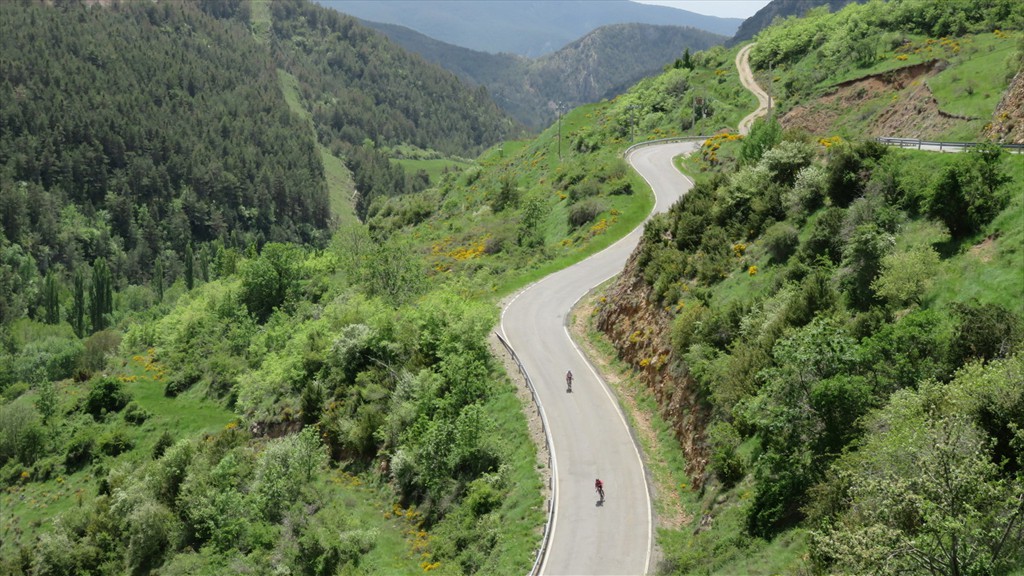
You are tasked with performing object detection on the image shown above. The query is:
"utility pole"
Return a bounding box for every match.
[557,101,564,160]
[767,61,773,119]
[627,104,639,141]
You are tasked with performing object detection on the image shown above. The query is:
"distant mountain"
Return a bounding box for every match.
[317,0,740,56]
[362,20,725,130]
[728,0,865,45]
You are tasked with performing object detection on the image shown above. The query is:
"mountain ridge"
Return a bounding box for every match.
[316,0,740,56]
[361,19,725,129]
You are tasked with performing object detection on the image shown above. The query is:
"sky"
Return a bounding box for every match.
[632,0,773,19]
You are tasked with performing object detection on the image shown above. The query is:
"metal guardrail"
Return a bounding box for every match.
[876,136,1024,153]
[495,331,555,576]
[623,135,712,158]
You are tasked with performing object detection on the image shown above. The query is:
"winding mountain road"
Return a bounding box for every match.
[500,142,698,575]
[500,44,766,575]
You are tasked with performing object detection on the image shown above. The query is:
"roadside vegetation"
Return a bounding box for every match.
[601,121,1023,573]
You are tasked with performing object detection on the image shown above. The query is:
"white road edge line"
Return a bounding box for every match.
[500,141,698,576]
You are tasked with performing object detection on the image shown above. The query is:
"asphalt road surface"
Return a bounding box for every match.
[500,141,699,575]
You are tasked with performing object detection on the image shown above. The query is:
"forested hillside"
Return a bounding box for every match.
[266,0,517,219]
[0,0,329,295]
[0,0,516,332]
[269,0,513,157]
[0,1,532,573]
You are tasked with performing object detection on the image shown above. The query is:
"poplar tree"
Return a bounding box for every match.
[184,242,194,290]
[72,270,85,338]
[89,258,113,333]
[44,272,60,325]
[153,258,164,301]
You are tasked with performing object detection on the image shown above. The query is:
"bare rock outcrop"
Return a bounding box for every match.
[985,68,1024,144]
[595,250,710,486]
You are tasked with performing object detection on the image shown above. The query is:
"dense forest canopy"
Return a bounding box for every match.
[269,0,516,157]
[0,0,519,331]
[0,0,330,312]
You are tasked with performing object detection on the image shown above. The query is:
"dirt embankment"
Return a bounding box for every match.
[985,68,1024,144]
[782,60,979,138]
[594,251,711,486]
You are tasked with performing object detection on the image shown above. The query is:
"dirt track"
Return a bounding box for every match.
[736,43,771,135]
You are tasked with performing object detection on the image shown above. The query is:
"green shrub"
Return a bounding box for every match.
[927,144,1012,239]
[239,243,303,322]
[740,117,782,165]
[1,381,28,402]
[0,401,45,468]
[669,302,709,355]
[65,432,95,470]
[14,335,83,383]
[706,421,744,487]
[949,300,1022,365]
[759,140,815,187]
[761,222,800,264]
[786,164,828,219]
[567,176,602,203]
[152,431,174,460]
[79,330,122,375]
[800,208,846,264]
[568,199,607,229]
[85,376,130,419]
[607,176,633,196]
[98,429,134,457]
[465,477,502,517]
[122,401,151,425]
[163,364,202,398]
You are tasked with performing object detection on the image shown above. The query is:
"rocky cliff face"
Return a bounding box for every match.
[595,249,711,485]
[985,68,1024,144]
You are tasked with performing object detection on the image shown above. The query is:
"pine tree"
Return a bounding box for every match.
[89,258,113,333]
[153,258,164,302]
[682,48,694,70]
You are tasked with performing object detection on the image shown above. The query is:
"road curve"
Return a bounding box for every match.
[736,43,771,135]
[501,141,698,575]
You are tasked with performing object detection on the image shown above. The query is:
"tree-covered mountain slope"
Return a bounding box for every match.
[268,0,516,158]
[0,0,329,291]
[362,19,726,130]
[0,0,518,329]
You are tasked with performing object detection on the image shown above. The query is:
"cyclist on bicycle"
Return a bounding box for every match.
[595,478,604,501]
[566,370,573,392]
